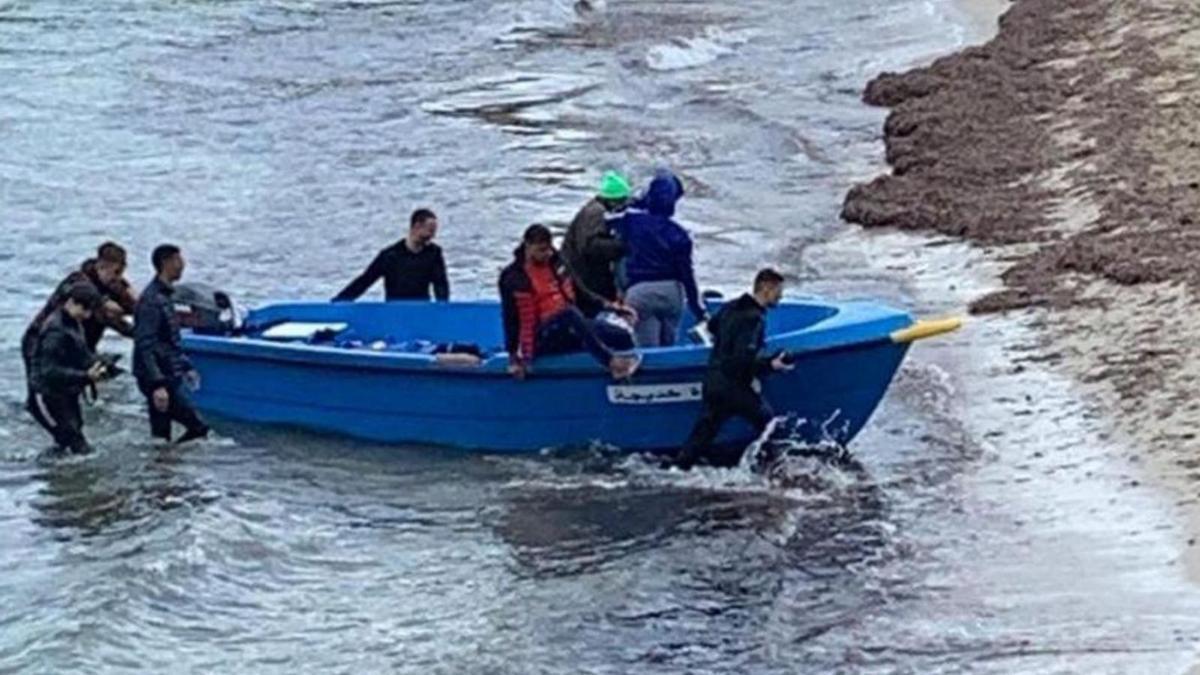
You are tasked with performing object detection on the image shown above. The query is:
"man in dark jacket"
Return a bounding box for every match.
[134,244,209,444]
[334,208,450,302]
[561,171,631,317]
[21,242,137,383]
[614,169,707,347]
[675,269,793,469]
[26,284,110,455]
[499,224,639,380]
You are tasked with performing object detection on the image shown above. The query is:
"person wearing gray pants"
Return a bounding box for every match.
[613,169,708,347]
[625,280,685,347]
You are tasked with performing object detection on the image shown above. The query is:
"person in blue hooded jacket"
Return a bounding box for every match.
[613,169,707,347]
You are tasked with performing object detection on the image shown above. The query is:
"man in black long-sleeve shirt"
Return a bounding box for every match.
[333,208,450,302]
[133,244,209,444]
[675,269,793,469]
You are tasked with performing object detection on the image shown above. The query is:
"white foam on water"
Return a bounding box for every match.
[807,227,1200,671]
[645,27,755,72]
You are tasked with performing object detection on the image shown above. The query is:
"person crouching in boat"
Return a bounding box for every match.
[613,169,707,347]
[500,224,640,381]
[674,268,794,470]
[332,208,450,302]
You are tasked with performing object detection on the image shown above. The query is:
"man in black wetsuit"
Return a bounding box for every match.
[675,268,794,469]
[133,244,210,444]
[21,242,136,385]
[26,284,109,455]
[333,208,450,302]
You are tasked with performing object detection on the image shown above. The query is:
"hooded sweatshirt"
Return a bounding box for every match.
[614,170,704,318]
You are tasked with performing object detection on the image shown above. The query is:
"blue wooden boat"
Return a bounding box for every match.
[180,299,959,455]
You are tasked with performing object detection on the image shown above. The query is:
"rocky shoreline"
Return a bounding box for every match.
[843,0,1200,575]
[844,0,1200,315]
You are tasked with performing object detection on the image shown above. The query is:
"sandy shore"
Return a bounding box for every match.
[844,0,1200,599]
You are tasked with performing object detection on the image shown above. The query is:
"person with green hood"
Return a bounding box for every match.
[561,170,633,318]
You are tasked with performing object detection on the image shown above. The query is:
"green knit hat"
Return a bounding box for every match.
[598,171,632,200]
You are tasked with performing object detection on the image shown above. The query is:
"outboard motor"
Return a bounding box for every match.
[173,283,242,335]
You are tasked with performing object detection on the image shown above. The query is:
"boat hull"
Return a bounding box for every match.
[185,337,909,453]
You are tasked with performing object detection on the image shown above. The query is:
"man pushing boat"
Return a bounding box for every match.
[674,268,794,469]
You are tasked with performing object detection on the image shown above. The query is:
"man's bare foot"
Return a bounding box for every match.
[609,354,640,379]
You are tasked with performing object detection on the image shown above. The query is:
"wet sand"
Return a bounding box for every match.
[845,0,1200,600]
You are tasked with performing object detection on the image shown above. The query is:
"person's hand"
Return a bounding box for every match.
[771,352,795,372]
[185,370,202,391]
[609,302,638,324]
[153,387,170,412]
[103,299,123,317]
[87,362,107,383]
[508,362,528,380]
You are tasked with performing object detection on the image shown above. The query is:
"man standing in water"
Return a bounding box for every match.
[561,171,631,317]
[21,242,137,384]
[334,208,450,302]
[675,269,793,469]
[26,284,111,455]
[134,244,210,444]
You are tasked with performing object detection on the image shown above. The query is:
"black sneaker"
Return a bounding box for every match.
[175,426,210,445]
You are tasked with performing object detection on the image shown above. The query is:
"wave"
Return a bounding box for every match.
[646,26,754,72]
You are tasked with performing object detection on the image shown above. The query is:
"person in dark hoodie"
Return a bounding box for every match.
[614,169,707,347]
[561,171,632,317]
[499,224,640,381]
[26,283,110,455]
[21,242,137,385]
[675,269,794,469]
[133,244,210,444]
[333,208,450,302]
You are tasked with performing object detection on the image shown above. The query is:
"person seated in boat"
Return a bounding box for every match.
[674,268,794,470]
[613,169,707,348]
[561,170,632,318]
[21,242,137,392]
[499,224,640,381]
[332,208,450,302]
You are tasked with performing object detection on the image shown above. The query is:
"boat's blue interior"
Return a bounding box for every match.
[241,299,842,353]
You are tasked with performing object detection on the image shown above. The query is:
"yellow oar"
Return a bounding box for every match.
[890,317,963,344]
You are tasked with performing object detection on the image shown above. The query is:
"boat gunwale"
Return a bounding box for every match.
[183,299,914,378]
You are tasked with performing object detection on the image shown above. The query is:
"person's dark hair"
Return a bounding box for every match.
[522,224,553,246]
[410,208,437,228]
[97,241,127,266]
[67,282,102,310]
[152,244,182,273]
[753,268,785,291]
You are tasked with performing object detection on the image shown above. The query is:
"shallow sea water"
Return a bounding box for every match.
[3,1,1200,672]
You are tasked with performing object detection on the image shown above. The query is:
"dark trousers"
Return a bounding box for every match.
[537,307,634,367]
[138,380,208,441]
[26,390,91,454]
[677,383,774,469]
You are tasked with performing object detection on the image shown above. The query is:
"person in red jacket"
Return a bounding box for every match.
[499,224,640,380]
